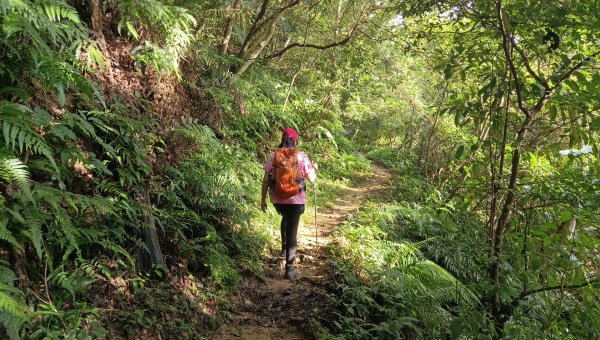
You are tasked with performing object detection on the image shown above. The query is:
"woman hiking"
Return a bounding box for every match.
[261,127,316,279]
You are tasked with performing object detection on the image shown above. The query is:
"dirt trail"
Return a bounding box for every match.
[215,164,392,339]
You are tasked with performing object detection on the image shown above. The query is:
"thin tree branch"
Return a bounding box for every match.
[282,13,312,111]
[518,279,597,301]
[496,0,530,119]
[264,27,357,59]
[532,49,600,114]
[509,38,549,90]
[555,50,600,86]
[524,106,599,147]
[233,0,301,75]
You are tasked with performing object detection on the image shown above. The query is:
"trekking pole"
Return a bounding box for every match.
[314,181,318,252]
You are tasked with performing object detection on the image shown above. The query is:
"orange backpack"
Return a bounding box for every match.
[272,148,305,198]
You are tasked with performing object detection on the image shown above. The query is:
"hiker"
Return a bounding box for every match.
[261,127,317,279]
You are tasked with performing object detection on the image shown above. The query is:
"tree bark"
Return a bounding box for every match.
[238,0,272,58]
[489,75,510,255]
[139,184,165,271]
[90,0,114,82]
[233,0,300,76]
[220,0,243,55]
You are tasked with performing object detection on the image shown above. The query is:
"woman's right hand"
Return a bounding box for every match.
[260,200,267,212]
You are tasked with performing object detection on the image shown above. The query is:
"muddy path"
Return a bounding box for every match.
[214,163,393,339]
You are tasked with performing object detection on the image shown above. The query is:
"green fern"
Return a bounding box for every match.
[0,216,22,252]
[0,286,24,316]
[31,57,96,106]
[0,155,32,201]
[0,101,58,175]
[27,215,44,260]
[39,0,80,23]
[29,184,119,253]
[0,0,29,13]
[3,0,85,48]
[0,260,25,339]
[1,205,45,259]
[48,265,78,299]
[1,0,95,110]
[1,120,52,155]
[332,217,479,337]
[109,0,195,76]
[96,180,127,198]
[98,241,135,267]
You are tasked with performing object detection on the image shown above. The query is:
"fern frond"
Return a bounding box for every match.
[60,215,79,250]
[410,260,477,305]
[0,310,23,340]
[0,283,24,316]
[0,260,16,286]
[1,0,30,13]
[3,0,85,52]
[96,180,127,198]
[99,240,135,267]
[61,112,116,156]
[0,216,22,252]
[38,0,80,23]
[27,215,44,260]
[0,156,32,200]
[0,101,58,174]
[48,266,76,298]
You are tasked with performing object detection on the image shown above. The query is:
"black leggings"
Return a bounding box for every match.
[274,204,305,265]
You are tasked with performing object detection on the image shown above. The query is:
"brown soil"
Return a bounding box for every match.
[214,164,393,339]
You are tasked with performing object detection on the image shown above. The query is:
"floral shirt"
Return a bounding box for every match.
[263,150,316,204]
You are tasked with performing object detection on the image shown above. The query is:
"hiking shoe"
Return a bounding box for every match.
[279,249,286,258]
[285,266,300,279]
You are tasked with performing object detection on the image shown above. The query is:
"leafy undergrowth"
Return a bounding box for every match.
[3,0,596,337]
[316,148,488,338]
[0,117,371,338]
[0,1,371,334]
[324,201,479,339]
[320,147,600,339]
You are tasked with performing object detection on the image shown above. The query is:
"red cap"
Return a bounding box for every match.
[282,127,298,142]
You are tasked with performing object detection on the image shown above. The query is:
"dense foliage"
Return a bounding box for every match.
[0,0,598,338]
[327,0,599,338]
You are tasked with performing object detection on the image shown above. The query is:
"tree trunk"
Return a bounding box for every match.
[234,0,300,76]
[87,0,114,83]
[139,184,165,271]
[220,0,242,55]
[489,89,510,255]
[238,0,271,58]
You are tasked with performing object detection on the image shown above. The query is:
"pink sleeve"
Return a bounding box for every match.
[263,152,275,173]
[299,152,316,182]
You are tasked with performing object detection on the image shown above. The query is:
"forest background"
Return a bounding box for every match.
[0,0,598,338]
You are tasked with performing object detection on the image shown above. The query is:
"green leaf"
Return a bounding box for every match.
[559,211,573,223]
[444,64,453,80]
[454,145,465,159]
[126,22,140,40]
[55,83,65,107]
